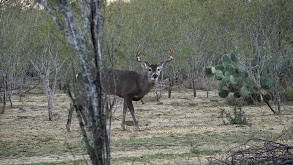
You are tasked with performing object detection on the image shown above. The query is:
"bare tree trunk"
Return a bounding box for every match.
[206,89,209,98]
[274,91,281,115]
[44,77,53,120]
[1,75,6,114]
[18,74,25,102]
[38,1,111,164]
[8,80,13,108]
[273,66,281,115]
[192,79,196,97]
[1,90,5,114]
[205,77,214,98]
[168,78,172,98]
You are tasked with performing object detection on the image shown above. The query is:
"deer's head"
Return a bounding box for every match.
[136,46,173,81]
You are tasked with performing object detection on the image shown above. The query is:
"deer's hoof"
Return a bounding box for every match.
[135,126,142,131]
[121,124,128,131]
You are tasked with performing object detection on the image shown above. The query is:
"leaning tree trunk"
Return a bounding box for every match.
[259,89,276,114]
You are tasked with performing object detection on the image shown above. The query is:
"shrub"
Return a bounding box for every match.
[282,87,293,102]
[220,106,248,125]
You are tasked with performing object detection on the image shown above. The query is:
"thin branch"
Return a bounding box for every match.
[37,0,74,46]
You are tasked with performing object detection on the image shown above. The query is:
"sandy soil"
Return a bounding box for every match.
[0,88,292,164]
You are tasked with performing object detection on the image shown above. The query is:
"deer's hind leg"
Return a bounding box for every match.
[121,100,128,131]
[66,104,88,132]
[66,104,74,132]
[124,96,141,131]
[80,108,88,128]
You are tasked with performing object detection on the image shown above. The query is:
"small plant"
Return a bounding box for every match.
[188,102,198,107]
[220,106,248,125]
[43,136,56,142]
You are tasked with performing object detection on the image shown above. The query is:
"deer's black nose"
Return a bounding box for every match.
[153,74,158,79]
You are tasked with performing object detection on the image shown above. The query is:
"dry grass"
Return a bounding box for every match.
[0,89,292,164]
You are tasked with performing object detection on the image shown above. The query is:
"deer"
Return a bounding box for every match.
[66,46,173,131]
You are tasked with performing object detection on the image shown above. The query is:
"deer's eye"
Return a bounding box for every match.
[157,68,160,71]
[149,69,152,71]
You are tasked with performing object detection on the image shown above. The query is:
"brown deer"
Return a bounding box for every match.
[66,47,173,131]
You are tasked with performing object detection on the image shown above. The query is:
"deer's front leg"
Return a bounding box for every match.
[66,104,74,132]
[125,96,141,131]
[121,100,128,131]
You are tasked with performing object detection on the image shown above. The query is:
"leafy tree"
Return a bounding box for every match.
[30,40,68,121]
[0,1,36,113]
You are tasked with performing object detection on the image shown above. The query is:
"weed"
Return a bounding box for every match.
[188,102,198,107]
[43,136,56,142]
[220,106,249,125]
[170,101,181,106]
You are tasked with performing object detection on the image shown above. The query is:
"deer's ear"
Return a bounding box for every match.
[139,61,150,69]
[159,61,171,68]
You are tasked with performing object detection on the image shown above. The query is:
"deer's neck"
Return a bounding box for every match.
[142,73,156,90]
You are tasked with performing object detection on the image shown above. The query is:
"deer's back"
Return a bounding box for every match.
[102,69,144,98]
[75,69,152,100]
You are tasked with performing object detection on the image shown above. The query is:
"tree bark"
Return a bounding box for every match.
[44,78,53,121]
[168,78,172,98]
[1,90,6,114]
[38,1,111,164]
[192,79,196,97]
[18,74,25,102]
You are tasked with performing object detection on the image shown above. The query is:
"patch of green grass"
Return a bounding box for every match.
[35,136,57,143]
[0,130,280,163]
[113,152,196,163]
[29,159,87,165]
[190,148,222,155]
[111,136,192,150]
[43,136,56,142]
[0,138,86,159]
[111,130,279,152]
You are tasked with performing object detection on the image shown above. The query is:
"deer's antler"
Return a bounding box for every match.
[168,46,173,61]
[136,46,141,62]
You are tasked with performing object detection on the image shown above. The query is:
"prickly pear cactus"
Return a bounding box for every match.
[205,52,272,99]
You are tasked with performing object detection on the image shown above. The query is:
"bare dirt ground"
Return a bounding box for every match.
[0,88,292,164]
